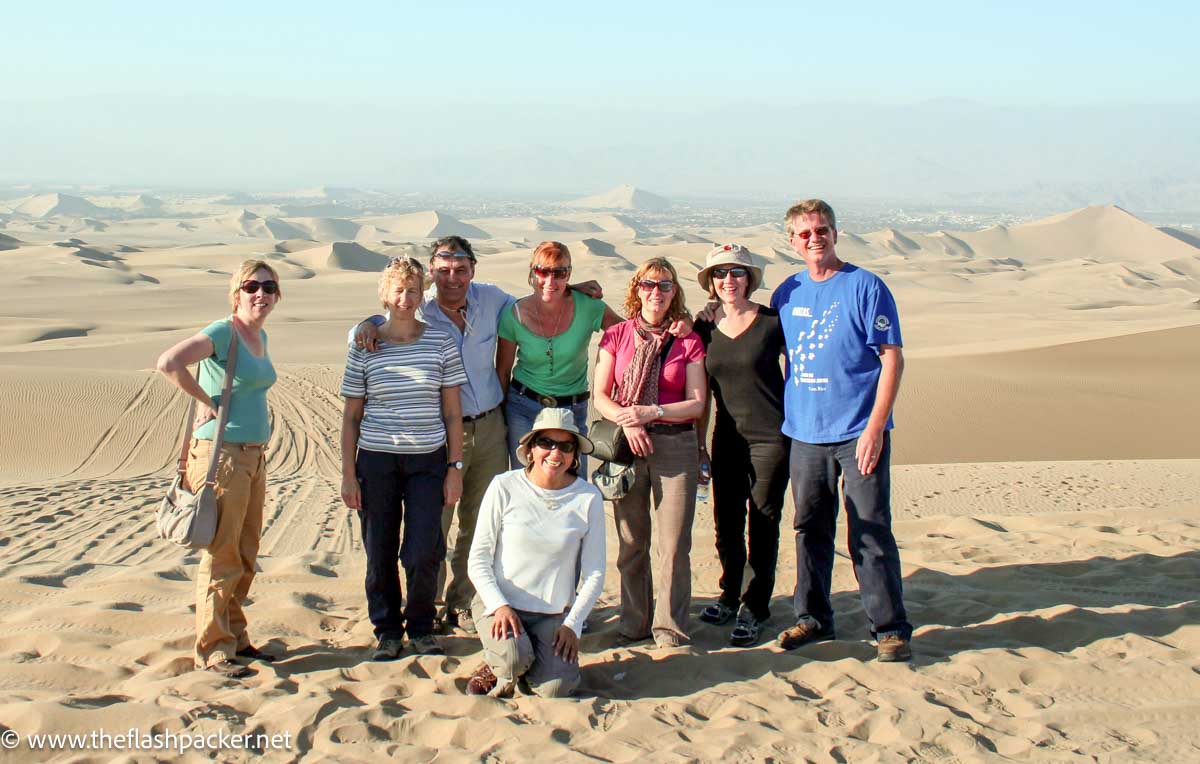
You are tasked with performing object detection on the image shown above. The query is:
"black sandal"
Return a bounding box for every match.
[699,602,736,625]
[729,608,764,647]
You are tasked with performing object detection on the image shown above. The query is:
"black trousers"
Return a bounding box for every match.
[356,446,447,640]
[710,429,790,621]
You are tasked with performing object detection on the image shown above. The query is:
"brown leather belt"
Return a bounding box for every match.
[463,405,501,423]
[646,422,694,434]
[511,380,590,408]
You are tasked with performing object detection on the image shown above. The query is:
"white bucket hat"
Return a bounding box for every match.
[696,243,763,294]
[516,407,595,465]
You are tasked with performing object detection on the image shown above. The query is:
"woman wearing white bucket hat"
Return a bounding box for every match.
[694,244,790,647]
[464,408,606,697]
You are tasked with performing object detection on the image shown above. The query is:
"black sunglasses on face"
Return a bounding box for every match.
[637,279,675,293]
[533,265,572,279]
[712,267,749,279]
[240,279,279,295]
[533,435,578,454]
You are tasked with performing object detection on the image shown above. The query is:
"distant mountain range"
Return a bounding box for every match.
[3,97,1195,207]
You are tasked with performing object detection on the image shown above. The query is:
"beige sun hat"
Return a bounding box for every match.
[516,407,595,465]
[697,243,762,294]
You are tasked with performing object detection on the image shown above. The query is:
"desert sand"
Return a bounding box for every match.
[0,195,1197,762]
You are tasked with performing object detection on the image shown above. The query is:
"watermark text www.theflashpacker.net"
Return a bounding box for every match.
[1,727,293,754]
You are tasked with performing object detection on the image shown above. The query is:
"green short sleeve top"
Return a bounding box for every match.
[193,317,277,443]
[498,291,606,396]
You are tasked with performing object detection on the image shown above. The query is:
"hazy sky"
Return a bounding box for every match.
[4,1,1198,197]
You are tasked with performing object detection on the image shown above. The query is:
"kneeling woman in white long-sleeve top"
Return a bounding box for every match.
[466,408,606,697]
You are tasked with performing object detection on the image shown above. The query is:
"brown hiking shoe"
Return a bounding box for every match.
[466,663,498,696]
[777,621,835,650]
[876,634,912,663]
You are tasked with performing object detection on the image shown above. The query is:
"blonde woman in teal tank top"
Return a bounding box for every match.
[156,259,281,679]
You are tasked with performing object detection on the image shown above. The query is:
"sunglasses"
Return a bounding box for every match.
[240,279,279,295]
[532,265,572,279]
[637,279,675,293]
[712,267,749,279]
[792,226,832,240]
[533,435,578,454]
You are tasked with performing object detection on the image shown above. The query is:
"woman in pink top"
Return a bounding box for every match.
[593,257,707,648]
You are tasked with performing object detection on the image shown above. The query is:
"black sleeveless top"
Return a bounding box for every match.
[695,306,786,443]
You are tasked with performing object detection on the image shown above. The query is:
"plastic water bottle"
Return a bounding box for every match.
[696,461,711,504]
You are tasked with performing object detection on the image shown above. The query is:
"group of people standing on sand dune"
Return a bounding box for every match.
[155,197,914,696]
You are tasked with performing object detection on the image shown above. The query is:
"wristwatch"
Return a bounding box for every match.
[654,405,665,419]
[447,460,464,470]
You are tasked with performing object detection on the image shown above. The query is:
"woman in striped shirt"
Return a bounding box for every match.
[340,257,467,660]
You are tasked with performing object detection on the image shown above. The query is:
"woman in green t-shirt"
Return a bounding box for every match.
[496,241,623,468]
[156,259,281,679]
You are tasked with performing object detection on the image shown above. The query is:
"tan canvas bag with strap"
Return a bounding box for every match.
[155,331,239,548]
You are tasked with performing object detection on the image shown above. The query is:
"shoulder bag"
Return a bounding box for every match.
[590,334,676,500]
[156,331,239,548]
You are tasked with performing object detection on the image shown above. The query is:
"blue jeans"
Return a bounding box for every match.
[356,446,447,640]
[504,387,590,473]
[788,432,912,640]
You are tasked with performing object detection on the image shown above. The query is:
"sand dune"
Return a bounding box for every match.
[125,193,164,215]
[226,210,310,240]
[291,241,390,272]
[361,211,488,240]
[3,242,159,286]
[298,217,363,241]
[464,216,605,235]
[636,232,713,245]
[0,203,1196,760]
[14,193,106,219]
[564,184,672,212]
[897,324,1200,463]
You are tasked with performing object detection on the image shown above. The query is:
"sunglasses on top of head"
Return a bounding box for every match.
[532,265,572,279]
[240,279,279,295]
[637,279,675,293]
[712,267,749,279]
[533,435,578,454]
[791,226,832,240]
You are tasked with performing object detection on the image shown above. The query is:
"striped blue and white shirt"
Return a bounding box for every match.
[340,326,468,454]
[350,281,516,417]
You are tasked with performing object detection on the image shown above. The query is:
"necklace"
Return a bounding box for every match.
[438,301,472,335]
[535,297,570,375]
[526,471,570,508]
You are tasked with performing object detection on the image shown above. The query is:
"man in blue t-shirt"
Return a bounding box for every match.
[769,199,913,662]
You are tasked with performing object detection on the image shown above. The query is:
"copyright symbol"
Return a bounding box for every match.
[0,729,18,749]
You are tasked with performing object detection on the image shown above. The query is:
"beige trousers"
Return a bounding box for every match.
[186,438,266,668]
[471,596,580,698]
[613,429,699,647]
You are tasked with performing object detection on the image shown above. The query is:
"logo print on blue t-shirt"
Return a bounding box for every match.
[788,301,839,391]
[874,315,892,331]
